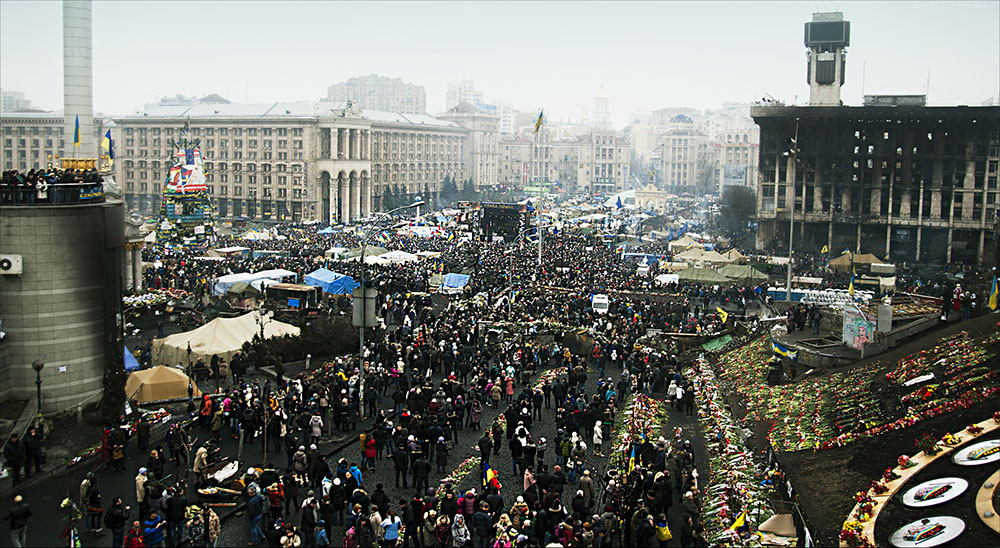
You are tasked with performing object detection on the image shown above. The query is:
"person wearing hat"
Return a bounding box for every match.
[184,505,205,547]
[580,470,594,510]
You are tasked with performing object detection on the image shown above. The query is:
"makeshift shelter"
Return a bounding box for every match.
[324,247,350,259]
[317,226,336,234]
[381,250,419,263]
[151,311,300,366]
[124,345,141,372]
[697,250,734,264]
[674,247,707,262]
[719,264,769,283]
[213,269,297,296]
[668,235,701,251]
[347,246,389,259]
[829,252,882,272]
[304,268,358,295]
[677,267,730,284]
[722,249,746,263]
[440,273,471,293]
[654,273,680,285]
[428,274,445,288]
[241,228,271,241]
[126,366,202,403]
[416,250,443,259]
[226,281,260,295]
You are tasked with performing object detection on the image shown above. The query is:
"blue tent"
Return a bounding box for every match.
[124,345,141,372]
[441,273,471,291]
[317,226,336,234]
[304,267,359,295]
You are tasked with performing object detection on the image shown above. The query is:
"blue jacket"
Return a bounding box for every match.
[247,493,265,519]
[143,516,165,545]
[349,465,363,486]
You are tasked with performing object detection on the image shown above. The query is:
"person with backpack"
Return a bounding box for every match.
[104,497,130,548]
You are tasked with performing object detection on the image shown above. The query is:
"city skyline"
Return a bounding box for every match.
[1,1,998,128]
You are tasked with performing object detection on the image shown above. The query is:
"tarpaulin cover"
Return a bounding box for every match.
[441,273,471,289]
[125,365,202,403]
[677,267,730,284]
[213,269,296,295]
[124,345,141,372]
[304,268,359,295]
[701,334,733,352]
[152,311,300,366]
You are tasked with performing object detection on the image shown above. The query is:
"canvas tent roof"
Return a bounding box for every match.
[673,247,706,261]
[151,311,299,366]
[722,249,746,263]
[347,246,389,258]
[125,365,202,403]
[381,250,419,263]
[304,268,358,295]
[677,267,730,284]
[829,252,883,271]
[416,250,443,259]
[213,269,296,295]
[668,235,701,251]
[697,250,734,264]
[718,264,769,282]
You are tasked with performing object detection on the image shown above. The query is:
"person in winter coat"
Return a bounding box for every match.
[363,437,377,471]
[202,507,221,548]
[450,514,470,547]
[433,514,452,547]
[5,494,32,548]
[143,511,166,548]
[592,423,604,457]
[293,447,309,476]
[435,437,449,473]
[123,521,145,548]
[309,414,324,446]
[666,381,678,409]
[420,511,439,547]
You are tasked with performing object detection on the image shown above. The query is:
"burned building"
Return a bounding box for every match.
[752,104,1000,264]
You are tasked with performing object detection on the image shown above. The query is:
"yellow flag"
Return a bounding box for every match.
[989,275,998,311]
[729,511,746,530]
[716,306,728,324]
[821,245,828,254]
[533,110,544,134]
[848,268,856,297]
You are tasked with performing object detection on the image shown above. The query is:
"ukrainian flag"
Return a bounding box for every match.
[849,268,856,297]
[533,110,544,134]
[729,511,747,530]
[989,275,998,311]
[627,446,636,475]
[821,245,828,254]
[842,248,851,255]
[484,462,501,491]
[716,307,728,324]
[771,338,798,361]
[73,115,81,148]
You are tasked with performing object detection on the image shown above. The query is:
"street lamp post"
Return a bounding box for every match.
[355,198,424,420]
[784,118,801,302]
[32,359,44,419]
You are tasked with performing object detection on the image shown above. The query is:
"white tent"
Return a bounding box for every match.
[416,250,443,259]
[668,235,701,251]
[697,250,734,264]
[151,311,300,366]
[347,254,392,265]
[241,228,271,241]
[213,269,297,296]
[674,247,707,262]
[381,250,419,263]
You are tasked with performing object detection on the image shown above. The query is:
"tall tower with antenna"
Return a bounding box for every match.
[805,12,850,106]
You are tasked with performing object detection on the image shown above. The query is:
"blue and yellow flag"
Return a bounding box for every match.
[627,446,636,475]
[716,307,728,324]
[101,129,114,159]
[483,462,501,491]
[989,275,998,311]
[533,110,544,134]
[841,248,851,255]
[73,115,81,148]
[771,338,798,361]
[729,511,747,530]
[849,268,856,297]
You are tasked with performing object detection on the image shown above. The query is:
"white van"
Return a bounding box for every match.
[637,264,651,277]
[592,294,610,314]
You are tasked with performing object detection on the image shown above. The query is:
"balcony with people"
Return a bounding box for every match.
[0,166,106,206]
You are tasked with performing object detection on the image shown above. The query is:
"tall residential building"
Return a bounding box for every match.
[593,85,611,131]
[1,89,33,113]
[326,75,426,115]
[438,102,499,191]
[660,115,704,195]
[445,80,483,111]
[753,104,999,263]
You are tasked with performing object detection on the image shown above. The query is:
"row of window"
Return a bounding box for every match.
[124,126,303,137]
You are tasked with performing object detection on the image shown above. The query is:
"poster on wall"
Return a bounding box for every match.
[842,307,874,349]
[723,164,747,187]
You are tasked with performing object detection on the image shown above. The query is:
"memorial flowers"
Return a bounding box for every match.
[914,432,940,456]
[897,454,916,469]
[839,520,875,548]
[967,423,983,435]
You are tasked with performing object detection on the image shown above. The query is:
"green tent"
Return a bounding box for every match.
[718,264,769,283]
[677,267,730,284]
[347,246,389,258]
[226,281,260,294]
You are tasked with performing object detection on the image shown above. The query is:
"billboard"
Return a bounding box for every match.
[722,164,747,187]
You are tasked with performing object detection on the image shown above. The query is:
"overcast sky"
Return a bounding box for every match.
[1,1,998,128]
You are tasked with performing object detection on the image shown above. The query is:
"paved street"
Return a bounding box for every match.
[2,358,710,548]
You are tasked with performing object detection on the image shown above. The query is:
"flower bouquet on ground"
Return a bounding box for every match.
[941,432,962,446]
[871,479,889,495]
[897,454,916,469]
[915,432,940,456]
[840,520,875,548]
[967,423,983,435]
[883,467,901,482]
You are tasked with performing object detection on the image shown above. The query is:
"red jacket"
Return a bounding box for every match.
[364,437,377,458]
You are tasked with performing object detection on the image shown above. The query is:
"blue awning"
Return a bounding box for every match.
[124,345,141,372]
[441,273,470,289]
[304,267,359,295]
